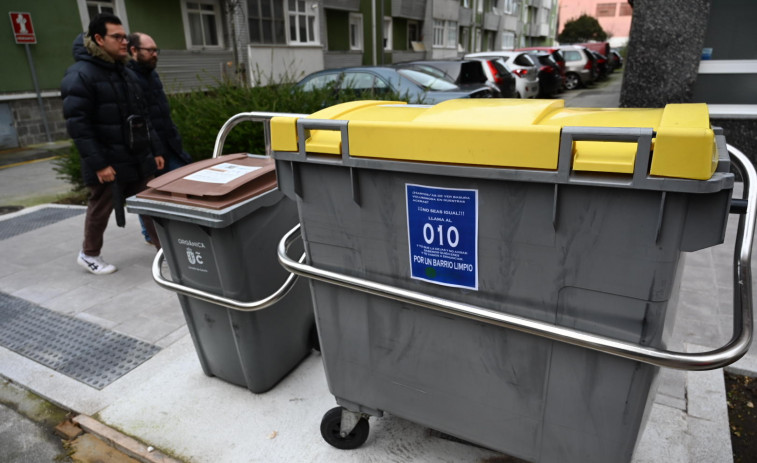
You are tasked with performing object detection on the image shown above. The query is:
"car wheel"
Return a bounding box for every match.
[514,91,521,99]
[565,73,580,90]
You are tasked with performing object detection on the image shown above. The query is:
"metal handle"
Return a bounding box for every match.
[212,111,307,159]
[277,146,755,371]
[152,248,304,312]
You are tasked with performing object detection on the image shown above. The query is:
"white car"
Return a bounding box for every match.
[465,51,539,99]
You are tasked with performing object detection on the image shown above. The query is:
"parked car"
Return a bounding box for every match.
[295,66,496,104]
[515,46,567,80]
[465,51,539,99]
[415,57,518,98]
[587,49,609,80]
[609,49,623,71]
[558,45,597,90]
[393,60,505,98]
[522,51,562,97]
[575,41,611,58]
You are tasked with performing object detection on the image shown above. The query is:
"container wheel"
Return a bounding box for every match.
[320,407,369,450]
[310,323,321,352]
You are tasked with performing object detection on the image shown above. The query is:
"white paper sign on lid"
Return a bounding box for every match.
[183,163,261,184]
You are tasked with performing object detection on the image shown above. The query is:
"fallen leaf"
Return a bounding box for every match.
[747,401,754,408]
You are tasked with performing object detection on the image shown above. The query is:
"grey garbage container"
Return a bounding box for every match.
[268,100,752,461]
[126,153,315,393]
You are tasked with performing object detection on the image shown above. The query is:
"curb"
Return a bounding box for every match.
[73,414,183,463]
[0,142,70,168]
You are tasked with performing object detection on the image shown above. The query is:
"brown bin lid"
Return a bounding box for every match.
[136,154,277,210]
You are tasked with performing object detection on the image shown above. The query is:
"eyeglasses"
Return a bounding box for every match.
[106,33,128,42]
[137,47,160,55]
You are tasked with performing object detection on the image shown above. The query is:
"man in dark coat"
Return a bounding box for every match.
[127,32,192,172]
[61,13,164,275]
[127,32,193,244]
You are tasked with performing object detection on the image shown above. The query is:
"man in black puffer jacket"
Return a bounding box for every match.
[127,32,193,244]
[61,13,165,275]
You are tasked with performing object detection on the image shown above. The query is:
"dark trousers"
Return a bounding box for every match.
[82,179,160,256]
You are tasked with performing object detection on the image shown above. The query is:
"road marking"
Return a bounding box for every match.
[0,155,61,170]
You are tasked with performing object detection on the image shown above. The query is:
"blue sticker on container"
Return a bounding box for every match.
[406,184,478,290]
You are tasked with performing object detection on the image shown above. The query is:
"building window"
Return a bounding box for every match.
[619,3,633,16]
[289,0,318,44]
[503,0,514,14]
[484,30,495,50]
[408,21,421,49]
[184,1,222,47]
[349,13,362,51]
[459,26,470,52]
[433,20,458,49]
[383,17,392,50]
[475,27,482,52]
[433,20,445,47]
[501,31,515,50]
[248,0,286,44]
[461,0,470,8]
[596,3,617,17]
[87,0,114,19]
[248,0,320,45]
[447,21,458,48]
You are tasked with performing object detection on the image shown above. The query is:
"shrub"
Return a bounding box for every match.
[52,141,86,192]
[168,82,404,160]
[55,82,405,188]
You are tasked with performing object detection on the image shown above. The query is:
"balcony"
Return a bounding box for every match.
[392,0,427,20]
[483,12,500,31]
[322,0,360,11]
[432,0,459,20]
[501,14,518,31]
[526,23,551,37]
[458,6,473,26]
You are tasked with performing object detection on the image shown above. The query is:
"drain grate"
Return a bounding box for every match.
[0,207,85,241]
[0,292,161,389]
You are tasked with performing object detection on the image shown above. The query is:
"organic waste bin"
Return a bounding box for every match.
[126,153,315,393]
[269,100,754,462]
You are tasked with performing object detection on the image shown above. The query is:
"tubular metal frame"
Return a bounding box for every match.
[275,144,755,371]
[149,112,308,312]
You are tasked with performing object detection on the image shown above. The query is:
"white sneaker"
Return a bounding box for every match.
[77,252,117,275]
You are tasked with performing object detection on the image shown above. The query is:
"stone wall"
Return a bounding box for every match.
[11,97,68,146]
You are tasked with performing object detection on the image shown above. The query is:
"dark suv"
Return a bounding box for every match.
[523,52,562,97]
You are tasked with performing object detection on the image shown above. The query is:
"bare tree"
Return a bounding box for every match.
[223,0,246,85]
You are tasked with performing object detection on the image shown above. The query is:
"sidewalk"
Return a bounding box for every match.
[0,193,754,462]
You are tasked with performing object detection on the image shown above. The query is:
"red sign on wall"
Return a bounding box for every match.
[9,12,36,44]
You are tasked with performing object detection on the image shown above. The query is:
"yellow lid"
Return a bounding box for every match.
[271,100,717,180]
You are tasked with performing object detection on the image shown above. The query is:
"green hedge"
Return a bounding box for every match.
[54,82,405,188]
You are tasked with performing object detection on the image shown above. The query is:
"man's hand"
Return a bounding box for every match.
[96,166,116,183]
[155,156,165,171]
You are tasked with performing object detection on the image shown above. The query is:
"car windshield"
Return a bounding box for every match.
[397,69,458,91]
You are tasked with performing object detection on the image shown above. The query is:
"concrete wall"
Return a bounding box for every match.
[248,46,325,85]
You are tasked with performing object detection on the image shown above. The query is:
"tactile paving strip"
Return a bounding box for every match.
[0,207,85,241]
[0,292,161,389]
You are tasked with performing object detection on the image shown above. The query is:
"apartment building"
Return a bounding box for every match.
[2,0,557,148]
